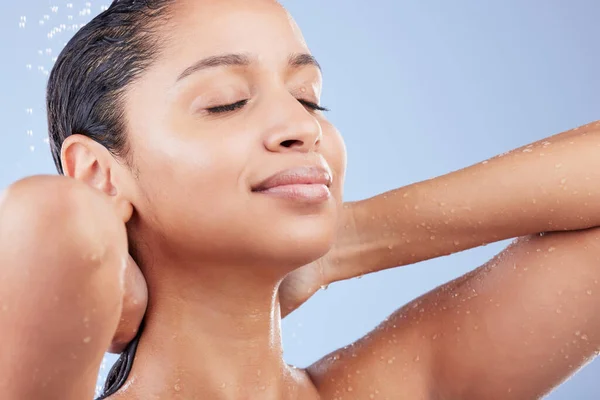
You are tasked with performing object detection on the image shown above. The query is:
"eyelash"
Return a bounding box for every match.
[206,99,329,114]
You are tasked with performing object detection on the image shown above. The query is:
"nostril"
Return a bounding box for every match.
[281,139,303,148]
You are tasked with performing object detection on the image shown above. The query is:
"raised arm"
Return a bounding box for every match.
[330,120,600,284]
[281,120,600,314]
[307,121,600,399]
[0,176,128,400]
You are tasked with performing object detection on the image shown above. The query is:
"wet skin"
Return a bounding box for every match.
[2,1,600,399]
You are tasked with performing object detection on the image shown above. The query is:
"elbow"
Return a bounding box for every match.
[1,175,127,263]
[0,175,129,297]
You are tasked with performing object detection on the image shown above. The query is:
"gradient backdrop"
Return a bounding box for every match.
[2,1,600,398]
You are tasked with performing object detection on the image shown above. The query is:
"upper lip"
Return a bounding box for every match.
[252,165,333,192]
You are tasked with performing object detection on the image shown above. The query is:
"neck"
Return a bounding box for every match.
[120,256,302,399]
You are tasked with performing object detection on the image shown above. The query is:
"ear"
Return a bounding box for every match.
[61,134,134,223]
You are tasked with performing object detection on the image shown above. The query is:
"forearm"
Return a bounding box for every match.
[332,120,600,281]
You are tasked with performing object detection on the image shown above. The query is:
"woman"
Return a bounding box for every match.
[2,0,600,399]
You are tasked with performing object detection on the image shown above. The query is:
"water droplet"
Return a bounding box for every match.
[548,246,556,252]
[587,290,593,295]
[320,284,329,290]
[83,336,92,344]
[347,386,353,392]
[174,383,181,392]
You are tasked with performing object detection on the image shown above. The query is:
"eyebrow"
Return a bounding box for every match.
[176,52,321,82]
[288,53,321,71]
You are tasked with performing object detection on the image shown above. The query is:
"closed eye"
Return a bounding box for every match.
[298,99,329,112]
[205,99,329,115]
[206,99,249,114]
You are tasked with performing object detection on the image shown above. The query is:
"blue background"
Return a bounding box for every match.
[2,1,599,398]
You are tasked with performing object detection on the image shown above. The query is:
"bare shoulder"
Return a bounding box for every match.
[307,319,436,400]
[309,227,600,400]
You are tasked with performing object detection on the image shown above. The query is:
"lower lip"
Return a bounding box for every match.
[254,184,331,203]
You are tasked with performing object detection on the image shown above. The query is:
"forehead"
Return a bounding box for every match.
[161,0,310,67]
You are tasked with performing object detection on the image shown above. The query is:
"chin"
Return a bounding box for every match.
[257,215,337,268]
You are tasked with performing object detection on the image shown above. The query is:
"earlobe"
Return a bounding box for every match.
[118,197,135,223]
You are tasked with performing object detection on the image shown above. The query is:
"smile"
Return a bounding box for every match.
[252,166,333,203]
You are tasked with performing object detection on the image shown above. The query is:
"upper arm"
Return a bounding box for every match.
[310,227,600,400]
[0,176,127,399]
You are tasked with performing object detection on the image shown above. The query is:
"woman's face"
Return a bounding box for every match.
[124,0,346,268]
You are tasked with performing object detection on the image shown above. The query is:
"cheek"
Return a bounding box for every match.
[131,133,252,238]
[142,140,238,194]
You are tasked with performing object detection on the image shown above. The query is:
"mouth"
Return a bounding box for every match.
[252,165,333,203]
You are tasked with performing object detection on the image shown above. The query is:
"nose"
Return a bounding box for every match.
[263,96,323,153]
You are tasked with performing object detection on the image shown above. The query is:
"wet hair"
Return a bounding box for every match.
[46,0,173,397]
[95,320,145,399]
[47,0,174,174]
